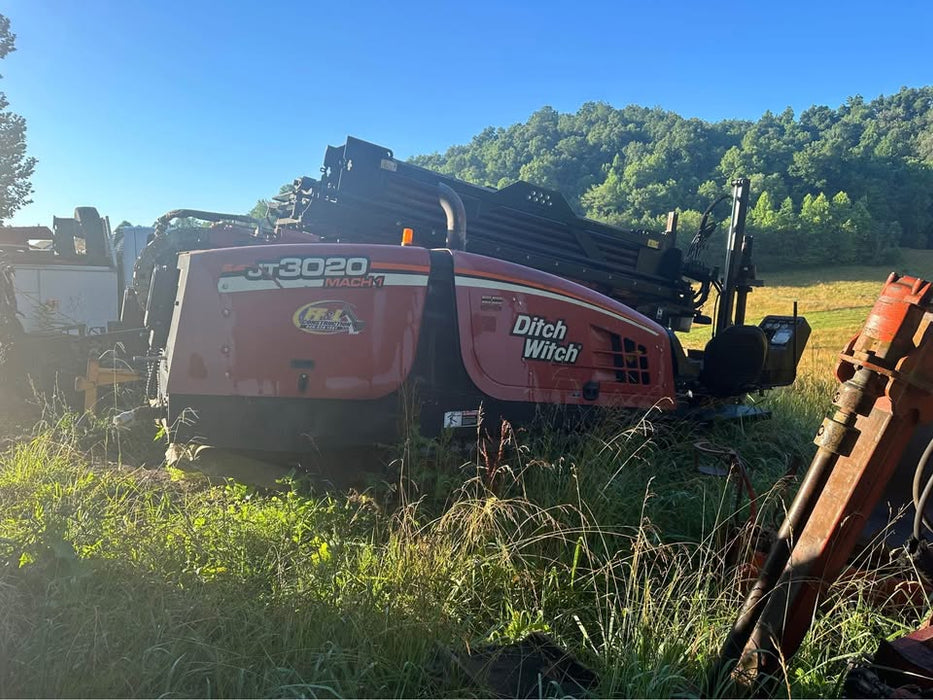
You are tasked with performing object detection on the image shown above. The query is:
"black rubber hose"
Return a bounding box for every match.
[912,436,933,540]
[152,209,258,239]
[688,194,729,261]
[133,210,260,307]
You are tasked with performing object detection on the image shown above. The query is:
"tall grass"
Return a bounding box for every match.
[2,388,925,698]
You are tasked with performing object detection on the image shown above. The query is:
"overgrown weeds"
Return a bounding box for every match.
[0,378,926,697]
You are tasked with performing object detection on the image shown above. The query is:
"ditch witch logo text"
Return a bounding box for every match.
[511,314,582,364]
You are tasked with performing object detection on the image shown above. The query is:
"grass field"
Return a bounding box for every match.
[687,248,933,378]
[0,253,931,698]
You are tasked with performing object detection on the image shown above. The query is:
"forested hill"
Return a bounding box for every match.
[410,87,933,268]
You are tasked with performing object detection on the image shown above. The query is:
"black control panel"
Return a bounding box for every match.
[758,315,812,388]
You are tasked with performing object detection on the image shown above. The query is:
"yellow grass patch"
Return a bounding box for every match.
[682,248,933,381]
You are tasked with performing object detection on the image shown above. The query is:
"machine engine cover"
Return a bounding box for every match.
[164,244,430,401]
[452,252,675,408]
[160,244,676,451]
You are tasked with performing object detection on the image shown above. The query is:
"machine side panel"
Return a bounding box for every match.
[164,244,430,401]
[451,252,676,409]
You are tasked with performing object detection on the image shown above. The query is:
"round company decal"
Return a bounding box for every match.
[292,300,365,335]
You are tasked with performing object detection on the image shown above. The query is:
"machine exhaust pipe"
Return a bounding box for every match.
[438,183,467,250]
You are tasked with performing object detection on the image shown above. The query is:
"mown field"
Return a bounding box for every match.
[1,252,931,698]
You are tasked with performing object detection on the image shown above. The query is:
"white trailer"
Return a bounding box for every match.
[2,211,154,335]
[0,208,150,406]
[12,262,120,335]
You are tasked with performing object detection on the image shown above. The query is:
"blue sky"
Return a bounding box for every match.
[4,0,932,227]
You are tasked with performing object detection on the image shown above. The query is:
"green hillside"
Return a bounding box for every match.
[410,89,933,269]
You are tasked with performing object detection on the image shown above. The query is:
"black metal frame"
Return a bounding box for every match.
[275,137,708,330]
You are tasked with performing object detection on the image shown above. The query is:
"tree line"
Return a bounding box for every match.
[411,90,933,269]
[0,14,35,223]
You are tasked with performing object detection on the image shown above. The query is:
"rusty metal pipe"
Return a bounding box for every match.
[716,367,881,680]
[712,446,839,682]
[715,274,933,690]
